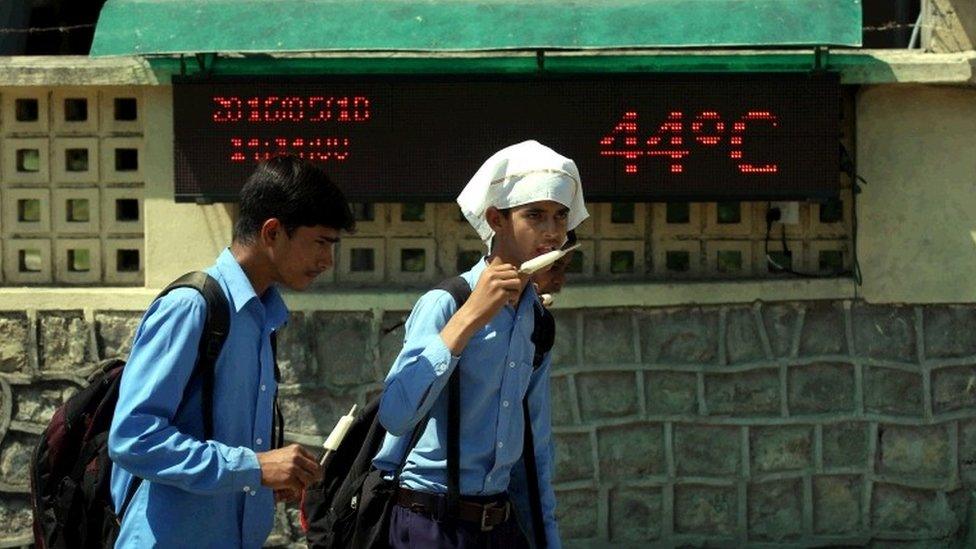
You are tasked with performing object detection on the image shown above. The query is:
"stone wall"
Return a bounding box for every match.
[2,301,976,547]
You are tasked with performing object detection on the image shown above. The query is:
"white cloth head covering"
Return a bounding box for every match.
[457,140,589,247]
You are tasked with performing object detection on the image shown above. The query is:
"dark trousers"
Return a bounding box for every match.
[388,501,530,549]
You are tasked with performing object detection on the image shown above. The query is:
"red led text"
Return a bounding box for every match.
[230,137,351,163]
[600,110,779,175]
[212,96,371,124]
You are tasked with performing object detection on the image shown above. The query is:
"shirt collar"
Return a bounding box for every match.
[214,248,289,329]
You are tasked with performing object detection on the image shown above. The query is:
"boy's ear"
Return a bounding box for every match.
[259,218,283,245]
[485,207,506,232]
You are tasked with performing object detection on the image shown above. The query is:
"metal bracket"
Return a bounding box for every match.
[812,46,829,72]
[194,52,218,77]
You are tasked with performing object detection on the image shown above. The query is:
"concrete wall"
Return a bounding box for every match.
[3,302,976,547]
[857,84,976,304]
[925,0,976,53]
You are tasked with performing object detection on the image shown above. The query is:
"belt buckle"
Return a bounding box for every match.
[480,501,509,532]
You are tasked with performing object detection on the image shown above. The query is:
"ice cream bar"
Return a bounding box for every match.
[518,243,580,275]
[320,404,358,465]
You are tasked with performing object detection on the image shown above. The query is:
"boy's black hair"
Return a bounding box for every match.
[233,155,355,243]
[563,229,578,248]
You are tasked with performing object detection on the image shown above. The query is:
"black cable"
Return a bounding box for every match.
[840,143,865,287]
[764,202,852,279]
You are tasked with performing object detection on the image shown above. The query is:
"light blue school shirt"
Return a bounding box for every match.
[372,258,561,548]
[108,248,288,548]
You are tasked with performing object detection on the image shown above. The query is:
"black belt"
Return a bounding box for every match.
[396,487,511,532]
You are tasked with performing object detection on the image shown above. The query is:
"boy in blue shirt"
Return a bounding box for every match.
[109,156,355,548]
[373,141,588,548]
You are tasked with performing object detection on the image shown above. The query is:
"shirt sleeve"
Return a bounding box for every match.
[108,292,262,495]
[377,289,461,436]
[524,352,562,549]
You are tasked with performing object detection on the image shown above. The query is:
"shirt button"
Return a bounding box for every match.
[497,441,504,449]
[509,361,515,368]
[260,384,266,392]
[255,438,263,445]
[250,490,256,497]
[243,486,251,493]
[502,401,510,408]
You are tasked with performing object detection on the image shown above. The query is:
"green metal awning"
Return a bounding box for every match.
[90,0,862,57]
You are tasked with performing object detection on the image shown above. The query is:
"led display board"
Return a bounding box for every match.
[173,74,839,202]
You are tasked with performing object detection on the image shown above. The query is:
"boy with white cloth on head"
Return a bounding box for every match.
[372,140,587,548]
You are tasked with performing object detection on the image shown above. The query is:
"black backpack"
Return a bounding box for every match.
[28,272,286,549]
[301,276,554,548]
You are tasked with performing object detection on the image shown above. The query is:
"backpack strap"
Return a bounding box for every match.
[523,300,554,547]
[531,306,555,369]
[522,398,547,548]
[161,271,230,441]
[431,277,471,519]
[270,331,285,449]
[117,271,230,521]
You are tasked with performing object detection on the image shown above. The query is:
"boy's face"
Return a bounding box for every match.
[270,224,340,290]
[490,200,569,266]
[534,256,569,294]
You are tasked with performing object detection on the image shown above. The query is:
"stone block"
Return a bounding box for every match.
[311,312,375,387]
[871,484,957,536]
[747,479,802,542]
[762,303,801,358]
[813,475,862,535]
[11,381,82,425]
[94,311,141,360]
[275,312,314,385]
[555,489,599,539]
[788,362,855,415]
[549,310,578,369]
[864,367,924,417]
[0,432,36,490]
[638,308,719,366]
[550,376,576,426]
[673,484,737,535]
[610,487,662,542]
[674,424,740,476]
[266,503,298,547]
[38,311,92,371]
[553,432,595,483]
[645,371,697,415]
[284,506,304,545]
[923,306,976,359]
[582,311,636,365]
[378,311,408,373]
[278,388,359,436]
[751,425,813,473]
[851,304,917,362]
[704,369,780,417]
[598,424,665,480]
[878,424,951,479]
[0,494,33,542]
[725,307,765,365]
[0,313,30,374]
[932,365,976,414]
[823,422,868,469]
[798,302,847,356]
[576,372,639,422]
[960,420,976,485]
